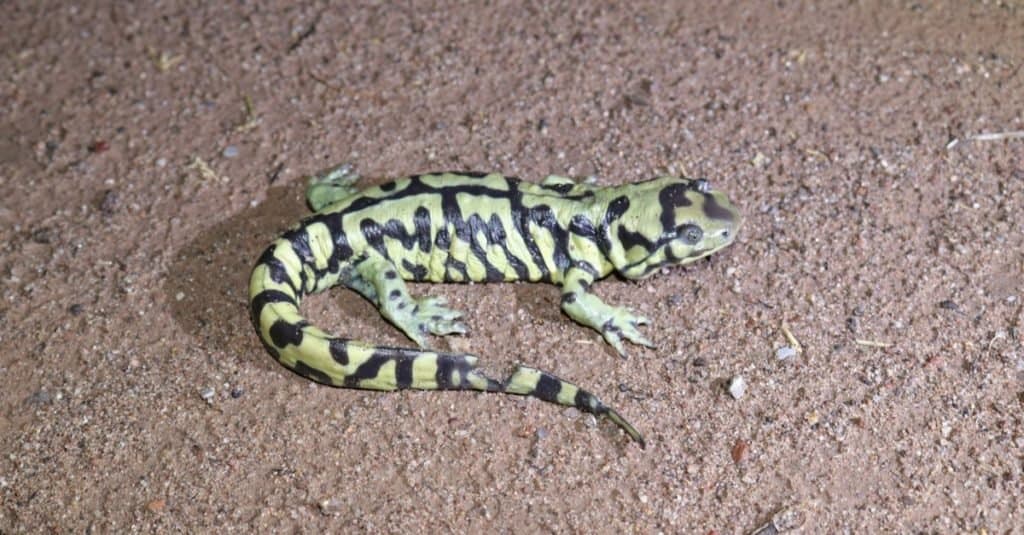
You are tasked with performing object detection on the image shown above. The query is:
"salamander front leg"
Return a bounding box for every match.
[560,265,654,357]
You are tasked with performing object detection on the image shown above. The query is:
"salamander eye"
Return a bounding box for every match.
[678,224,703,245]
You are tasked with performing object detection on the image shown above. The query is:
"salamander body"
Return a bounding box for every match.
[249,165,741,447]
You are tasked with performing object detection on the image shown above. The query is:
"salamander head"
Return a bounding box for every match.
[606,177,742,280]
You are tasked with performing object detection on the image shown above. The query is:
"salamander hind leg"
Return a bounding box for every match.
[306,163,362,212]
[354,255,467,347]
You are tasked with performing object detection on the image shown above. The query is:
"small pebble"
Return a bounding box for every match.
[222,145,240,158]
[318,498,343,516]
[68,303,84,316]
[30,227,54,244]
[731,439,749,463]
[728,376,746,399]
[199,387,215,403]
[25,390,53,406]
[776,346,797,361]
[146,499,166,513]
[230,387,244,399]
[99,190,120,215]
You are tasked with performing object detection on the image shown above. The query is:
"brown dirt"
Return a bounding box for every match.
[2,1,1022,532]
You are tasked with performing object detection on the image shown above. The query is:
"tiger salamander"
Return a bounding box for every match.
[249,165,741,448]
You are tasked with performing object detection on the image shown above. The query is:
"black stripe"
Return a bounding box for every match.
[394,357,414,389]
[540,182,574,194]
[250,289,295,307]
[256,247,300,295]
[617,225,657,251]
[597,196,631,255]
[572,260,599,278]
[435,354,472,389]
[658,183,692,231]
[703,194,735,222]
[464,214,506,281]
[401,259,428,281]
[250,289,297,325]
[342,352,391,387]
[307,213,354,264]
[293,360,332,385]
[286,228,314,264]
[525,205,572,272]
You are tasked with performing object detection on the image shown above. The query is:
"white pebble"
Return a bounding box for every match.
[200,387,215,403]
[728,376,746,399]
[222,145,239,158]
[776,346,797,360]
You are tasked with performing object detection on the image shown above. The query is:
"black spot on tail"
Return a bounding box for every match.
[574,389,603,414]
[329,338,349,366]
[269,320,308,348]
[531,373,564,403]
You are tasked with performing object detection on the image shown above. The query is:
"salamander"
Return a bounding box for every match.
[248,164,741,448]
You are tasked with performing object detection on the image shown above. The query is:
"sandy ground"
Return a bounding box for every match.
[2,1,1022,532]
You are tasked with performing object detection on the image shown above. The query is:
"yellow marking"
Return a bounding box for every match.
[483,242,511,280]
[466,371,492,391]
[556,382,579,406]
[302,265,317,293]
[568,234,609,274]
[249,264,296,298]
[271,240,304,290]
[529,224,559,281]
[448,367,462,387]
[297,332,332,367]
[361,358,397,390]
[347,342,376,366]
[306,222,335,271]
[428,246,447,282]
[419,172,506,190]
[258,302,303,330]
[505,367,541,396]
[412,354,440,389]
[463,247,487,281]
